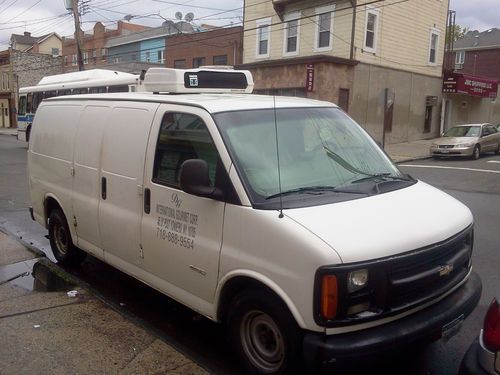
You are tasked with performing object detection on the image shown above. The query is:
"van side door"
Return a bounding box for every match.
[99,102,159,269]
[140,105,227,306]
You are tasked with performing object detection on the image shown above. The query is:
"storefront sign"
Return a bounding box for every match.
[306,64,314,92]
[443,72,498,99]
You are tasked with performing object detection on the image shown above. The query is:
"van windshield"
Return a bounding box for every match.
[215,107,408,208]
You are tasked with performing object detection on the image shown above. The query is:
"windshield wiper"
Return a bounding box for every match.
[265,186,368,200]
[349,173,414,184]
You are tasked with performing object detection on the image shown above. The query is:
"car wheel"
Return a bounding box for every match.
[495,143,500,155]
[227,289,303,374]
[472,145,481,160]
[26,126,31,143]
[48,208,86,266]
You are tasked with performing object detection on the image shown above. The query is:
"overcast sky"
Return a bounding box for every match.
[0,0,498,50]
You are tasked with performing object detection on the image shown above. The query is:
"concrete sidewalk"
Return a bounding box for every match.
[384,138,434,163]
[0,230,208,375]
[0,128,17,136]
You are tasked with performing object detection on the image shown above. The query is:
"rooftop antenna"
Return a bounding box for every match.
[273,95,284,219]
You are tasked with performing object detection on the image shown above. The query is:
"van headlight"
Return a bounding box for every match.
[348,269,369,293]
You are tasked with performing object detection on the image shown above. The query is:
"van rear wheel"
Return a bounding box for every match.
[48,208,86,266]
[227,289,303,374]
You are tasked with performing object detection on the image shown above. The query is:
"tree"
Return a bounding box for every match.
[446,24,470,44]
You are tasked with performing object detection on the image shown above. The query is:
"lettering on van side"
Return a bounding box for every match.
[156,202,197,250]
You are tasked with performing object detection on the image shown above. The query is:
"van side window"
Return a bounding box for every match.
[153,112,218,188]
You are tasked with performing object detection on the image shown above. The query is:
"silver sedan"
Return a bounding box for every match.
[430,124,500,159]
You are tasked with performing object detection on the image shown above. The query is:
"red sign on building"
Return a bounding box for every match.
[306,64,315,92]
[443,72,498,99]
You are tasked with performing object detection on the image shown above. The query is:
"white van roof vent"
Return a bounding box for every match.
[143,67,254,94]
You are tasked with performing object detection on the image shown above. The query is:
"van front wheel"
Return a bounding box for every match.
[227,290,302,374]
[48,208,86,266]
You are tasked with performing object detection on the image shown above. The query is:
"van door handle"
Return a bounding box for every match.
[101,177,107,200]
[144,188,151,214]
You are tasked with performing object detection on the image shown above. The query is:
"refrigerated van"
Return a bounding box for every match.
[28,67,482,374]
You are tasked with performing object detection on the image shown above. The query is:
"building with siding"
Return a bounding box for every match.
[105,21,196,73]
[241,0,449,145]
[165,26,243,69]
[62,21,149,73]
[442,28,500,127]
[10,32,62,57]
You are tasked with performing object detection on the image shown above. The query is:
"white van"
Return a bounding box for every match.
[28,68,481,374]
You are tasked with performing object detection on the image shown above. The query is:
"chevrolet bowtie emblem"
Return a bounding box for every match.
[439,264,454,276]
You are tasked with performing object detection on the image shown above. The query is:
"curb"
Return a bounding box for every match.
[0,225,217,375]
[394,155,432,164]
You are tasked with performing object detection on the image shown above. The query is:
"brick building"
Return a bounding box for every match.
[0,50,62,128]
[165,26,243,69]
[442,28,500,128]
[62,21,149,72]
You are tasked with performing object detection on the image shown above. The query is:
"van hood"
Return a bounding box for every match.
[284,181,473,264]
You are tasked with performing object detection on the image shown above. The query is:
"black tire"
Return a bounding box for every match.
[495,142,500,155]
[227,289,303,375]
[26,126,31,143]
[472,144,480,160]
[48,208,86,266]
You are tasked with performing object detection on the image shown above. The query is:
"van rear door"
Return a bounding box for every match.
[140,105,225,305]
[99,102,159,268]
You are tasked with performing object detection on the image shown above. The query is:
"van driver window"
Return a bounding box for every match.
[153,112,219,188]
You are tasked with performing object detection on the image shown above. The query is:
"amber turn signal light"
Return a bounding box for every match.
[321,275,338,320]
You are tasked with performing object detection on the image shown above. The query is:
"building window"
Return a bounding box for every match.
[72,54,77,66]
[455,50,465,69]
[83,51,88,64]
[51,47,59,57]
[213,55,228,65]
[256,17,271,58]
[101,48,107,59]
[315,5,335,51]
[193,57,205,68]
[364,7,379,53]
[174,59,186,69]
[64,56,68,66]
[158,50,165,64]
[428,28,440,65]
[283,12,300,56]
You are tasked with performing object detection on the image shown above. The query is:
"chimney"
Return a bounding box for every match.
[24,31,31,37]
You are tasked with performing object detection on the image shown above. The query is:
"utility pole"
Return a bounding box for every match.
[71,0,84,71]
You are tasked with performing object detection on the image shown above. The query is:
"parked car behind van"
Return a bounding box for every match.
[28,68,482,374]
[430,124,500,159]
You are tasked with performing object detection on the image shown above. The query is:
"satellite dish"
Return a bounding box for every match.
[185,12,194,22]
[175,12,182,20]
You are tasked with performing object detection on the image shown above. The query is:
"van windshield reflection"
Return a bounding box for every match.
[215,107,407,206]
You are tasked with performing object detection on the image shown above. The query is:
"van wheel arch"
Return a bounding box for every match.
[44,196,63,227]
[217,276,291,325]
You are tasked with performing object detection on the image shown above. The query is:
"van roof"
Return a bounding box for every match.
[44,92,337,114]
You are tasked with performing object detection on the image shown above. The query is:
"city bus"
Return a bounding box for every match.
[17,69,144,142]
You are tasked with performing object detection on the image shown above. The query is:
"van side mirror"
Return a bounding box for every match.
[179,159,222,199]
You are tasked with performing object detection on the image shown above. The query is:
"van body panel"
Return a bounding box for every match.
[29,104,83,230]
[141,105,225,304]
[220,204,341,332]
[72,104,110,258]
[99,103,159,266]
[285,181,473,264]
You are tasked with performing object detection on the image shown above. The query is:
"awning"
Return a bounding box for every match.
[443,72,498,98]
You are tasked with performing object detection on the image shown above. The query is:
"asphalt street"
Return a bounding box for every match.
[1,132,499,374]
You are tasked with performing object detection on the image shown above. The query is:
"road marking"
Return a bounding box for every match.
[399,164,500,174]
[487,161,500,164]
